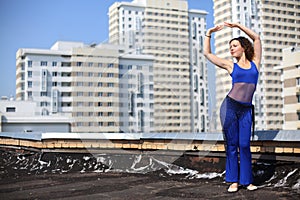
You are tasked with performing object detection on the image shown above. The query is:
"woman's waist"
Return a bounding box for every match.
[226,95,253,107]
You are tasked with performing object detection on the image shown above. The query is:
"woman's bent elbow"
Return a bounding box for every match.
[203,50,210,58]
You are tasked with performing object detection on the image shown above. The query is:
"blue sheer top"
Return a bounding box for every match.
[228,61,259,103]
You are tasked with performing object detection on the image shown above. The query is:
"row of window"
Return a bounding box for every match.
[38,99,155,108]
[29,89,154,99]
[75,122,116,127]
[75,121,155,127]
[145,18,187,26]
[28,61,153,74]
[27,60,116,68]
[145,12,186,19]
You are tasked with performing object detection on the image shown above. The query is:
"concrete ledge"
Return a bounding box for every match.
[2,130,300,141]
[0,131,299,162]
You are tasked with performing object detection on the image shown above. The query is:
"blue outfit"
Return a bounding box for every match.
[220,61,258,185]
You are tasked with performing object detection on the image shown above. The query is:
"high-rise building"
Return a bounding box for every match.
[275,47,300,130]
[109,0,209,132]
[16,41,154,133]
[213,0,300,130]
[119,54,155,133]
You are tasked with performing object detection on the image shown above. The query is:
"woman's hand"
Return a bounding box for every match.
[207,23,224,35]
[224,22,240,28]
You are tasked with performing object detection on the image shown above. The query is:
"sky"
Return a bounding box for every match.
[0,0,215,98]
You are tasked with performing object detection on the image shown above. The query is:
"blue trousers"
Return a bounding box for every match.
[220,96,253,185]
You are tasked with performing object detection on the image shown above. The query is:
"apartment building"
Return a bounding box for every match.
[275,47,300,130]
[213,0,300,130]
[119,54,155,133]
[16,41,154,133]
[109,0,209,132]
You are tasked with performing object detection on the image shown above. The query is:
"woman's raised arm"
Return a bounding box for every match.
[224,22,262,67]
[203,24,233,73]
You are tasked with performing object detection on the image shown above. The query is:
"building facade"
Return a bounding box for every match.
[16,41,154,133]
[119,54,155,133]
[275,47,300,130]
[0,99,71,132]
[109,0,209,132]
[213,0,300,130]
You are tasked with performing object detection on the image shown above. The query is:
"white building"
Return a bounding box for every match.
[109,0,209,132]
[213,0,300,130]
[275,47,300,130]
[119,54,154,133]
[16,41,154,133]
[0,99,71,132]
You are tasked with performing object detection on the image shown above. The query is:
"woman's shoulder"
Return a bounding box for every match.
[250,60,260,71]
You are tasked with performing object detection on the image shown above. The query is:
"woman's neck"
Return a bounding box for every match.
[236,56,250,68]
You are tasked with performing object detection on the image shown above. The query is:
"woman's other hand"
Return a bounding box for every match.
[224,22,239,28]
[207,23,224,35]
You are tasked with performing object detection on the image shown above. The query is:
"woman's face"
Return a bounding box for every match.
[229,40,244,58]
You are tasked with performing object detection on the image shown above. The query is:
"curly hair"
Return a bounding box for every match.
[229,36,254,61]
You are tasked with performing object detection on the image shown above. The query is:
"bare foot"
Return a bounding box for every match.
[246,184,258,191]
[228,183,239,193]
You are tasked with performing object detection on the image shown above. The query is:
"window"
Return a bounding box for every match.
[137,103,143,107]
[108,112,114,116]
[76,72,83,76]
[52,62,57,67]
[77,122,83,127]
[28,81,32,88]
[107,73,114,77]
[6,107,16,112]
[76,82,83,86]
[77,102,84,107]
[40,101,47,107]
[77,112,83,117]
[41,61,47,66]
[28,61,32,67]
[77,62,83,67]
[28,71,32,78]
[27,91,32,99]
[40,69,47,92]
[61,62,71,67]
[297,78,300,86]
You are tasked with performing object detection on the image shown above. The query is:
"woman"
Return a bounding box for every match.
[204,22,262,192]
